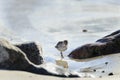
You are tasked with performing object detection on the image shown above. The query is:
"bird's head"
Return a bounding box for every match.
[64,40,68,45]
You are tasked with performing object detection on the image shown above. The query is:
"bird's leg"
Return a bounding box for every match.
[60,52,64,59]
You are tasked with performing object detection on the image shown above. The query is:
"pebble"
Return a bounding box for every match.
[99,76,102,78]
[93,69,96,72]
[105,62,108,65]
[108,72,113,76]
[102,71,105,73]
[82,29,87,32]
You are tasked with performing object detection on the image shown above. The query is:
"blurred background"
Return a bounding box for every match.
[0,0,120,59]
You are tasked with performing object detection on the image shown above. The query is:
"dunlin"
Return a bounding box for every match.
[55,40,68,59]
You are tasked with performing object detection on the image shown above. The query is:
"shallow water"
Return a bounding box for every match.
[0,0,120,77]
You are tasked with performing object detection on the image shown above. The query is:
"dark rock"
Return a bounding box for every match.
[108,72,113,76]
[68,30,120,59]
[0,38,30,70]
[15,42,43,65]
[0,38,79,78]
[93,69,96,72]
[82,29,87,32]
[105,62,108,65]
[102,71,105,73]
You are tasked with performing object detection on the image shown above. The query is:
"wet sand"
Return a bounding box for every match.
[0,70,119,80]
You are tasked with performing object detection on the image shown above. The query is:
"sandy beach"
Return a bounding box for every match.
[0,70,119,80]
[0,0,120,80]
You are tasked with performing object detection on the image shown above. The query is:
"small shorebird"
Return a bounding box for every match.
[55,40,68,59]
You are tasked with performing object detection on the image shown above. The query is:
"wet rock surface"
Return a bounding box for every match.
[0,38,79,77]
[68,30,120,59]
[0,38,30,70]
[15,42,43,65]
